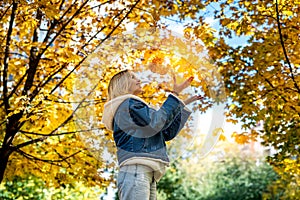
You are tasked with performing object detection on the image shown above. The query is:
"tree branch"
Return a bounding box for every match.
[19,128,101,136]
[89,0,113,10]
[14,136,47,150]
[80,25,107,51]
[95,0,142,49]
[45,98,104,104]
[275,0,300,94]
[0,4,12,22]
[134,6,184,23]
[29,63,68,102]
[39,0,90,57]
[66,8,122,61]
[22,8,43,96]
[41,0,74,45]
[23,2,90,100]
[49,0,141,94]
[256,69,300,117]
[48,77,103,136]
[8,52,29,58]
[0,70,28,108]
[16,148,81,166]
[2,1,18,113]
[79,4,126,52]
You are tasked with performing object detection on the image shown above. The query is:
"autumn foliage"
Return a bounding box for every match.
[0,0,221,189]
[186,0,300,196]
[0,0,299,197]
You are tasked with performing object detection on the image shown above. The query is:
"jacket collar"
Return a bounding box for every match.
[101,94,147,130]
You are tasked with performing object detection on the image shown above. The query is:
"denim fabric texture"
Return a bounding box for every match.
[113,94,191,164]
[117,165,157,200]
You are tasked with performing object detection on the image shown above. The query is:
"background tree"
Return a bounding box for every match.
[184,0,300,196]
[157,139,279,200]
[0,175,46,200]
[0,174,103,199]
[157,161,201,200]
[0,0,131,186]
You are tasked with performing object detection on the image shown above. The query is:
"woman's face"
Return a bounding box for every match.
[128,72,142,95]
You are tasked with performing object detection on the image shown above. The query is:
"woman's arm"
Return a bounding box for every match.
[113,76,201,138]
[113,94,186,138]
[128,94,184,131]
[162,107,191,141]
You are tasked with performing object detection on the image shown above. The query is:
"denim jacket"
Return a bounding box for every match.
[102,94,191,165]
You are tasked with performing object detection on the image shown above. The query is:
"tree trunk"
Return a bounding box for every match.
[0,147,11,183]
[0,113,22,183]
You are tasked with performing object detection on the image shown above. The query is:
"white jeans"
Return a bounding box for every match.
[117,164,157,200]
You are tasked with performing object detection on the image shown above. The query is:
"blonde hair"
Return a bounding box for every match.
[108,69,132,100]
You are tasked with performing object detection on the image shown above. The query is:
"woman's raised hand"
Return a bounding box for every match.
[183,95,203,105]
[172,73,203,105]
[172,74,194,95]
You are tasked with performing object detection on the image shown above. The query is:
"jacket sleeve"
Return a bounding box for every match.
[113,94,187,138]
[114,95,190,140]
[130,94,184,130]
[162,107,191,141]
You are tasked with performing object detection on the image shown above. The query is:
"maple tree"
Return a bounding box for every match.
[0,0,130,187]
[185,0,300,196]
[0,0,225,190]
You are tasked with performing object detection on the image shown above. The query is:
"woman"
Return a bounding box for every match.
[102,69,202,200]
